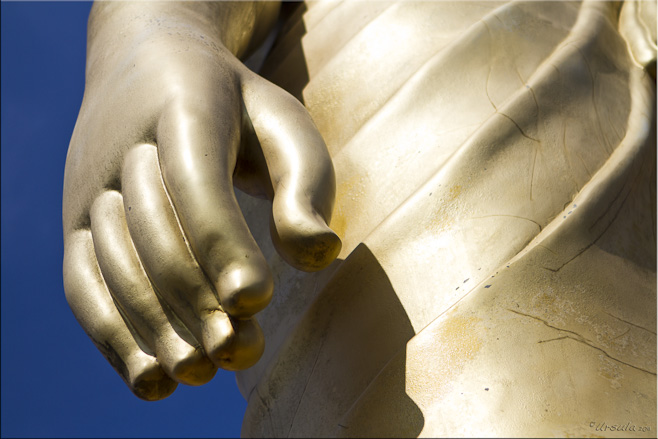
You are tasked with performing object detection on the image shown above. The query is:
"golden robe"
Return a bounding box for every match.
[235,1,656,436]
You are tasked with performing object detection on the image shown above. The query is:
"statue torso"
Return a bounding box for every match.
[236,1,656,436]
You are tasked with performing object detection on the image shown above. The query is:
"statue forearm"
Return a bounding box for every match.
[85,1,280,83]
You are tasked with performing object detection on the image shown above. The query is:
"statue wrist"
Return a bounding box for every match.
[85,1,280,72]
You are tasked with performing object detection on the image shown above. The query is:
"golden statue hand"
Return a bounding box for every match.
[63,1,340,401]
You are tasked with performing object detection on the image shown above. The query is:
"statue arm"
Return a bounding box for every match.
[85,1,281,64]
[63,0,340,401]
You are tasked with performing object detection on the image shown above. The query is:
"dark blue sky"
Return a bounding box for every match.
[1,2,246,437]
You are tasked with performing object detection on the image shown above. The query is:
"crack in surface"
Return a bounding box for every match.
[536,244,558,256]
[508,308,583,338]
[256,387,275,436]
[524,79,540,116]
[572,43,613,156]
[538,335,570,344]
[561,119,582,192]
[508,309,657,376]
[498,112,540,143]
[471,214,542,231]
[287,335,326,438]
[605,311,657,336]
[587,173,629,233]
[542,172,635,273]
[485,64,498,111]
[610,327,631,342]
[529,146,538,201]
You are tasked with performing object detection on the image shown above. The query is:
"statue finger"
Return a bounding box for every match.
[63,229,177,400]
[209,316,266,371]
[242,76,342,271]
[90,190,217,385]
[156,95,273,320]
[122,143,265,370]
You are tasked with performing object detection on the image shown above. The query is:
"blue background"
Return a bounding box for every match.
[1,2,246,437]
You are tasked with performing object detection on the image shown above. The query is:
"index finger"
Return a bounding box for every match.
[156,87,273,320]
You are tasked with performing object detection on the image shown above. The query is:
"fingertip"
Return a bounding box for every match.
[303,227,342,271]
[201,312,265,371]
[63,229,177,402]
[159,344,218,387]
[128,357,178,401]
[270,205,342,272]
[216,261,274,318]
